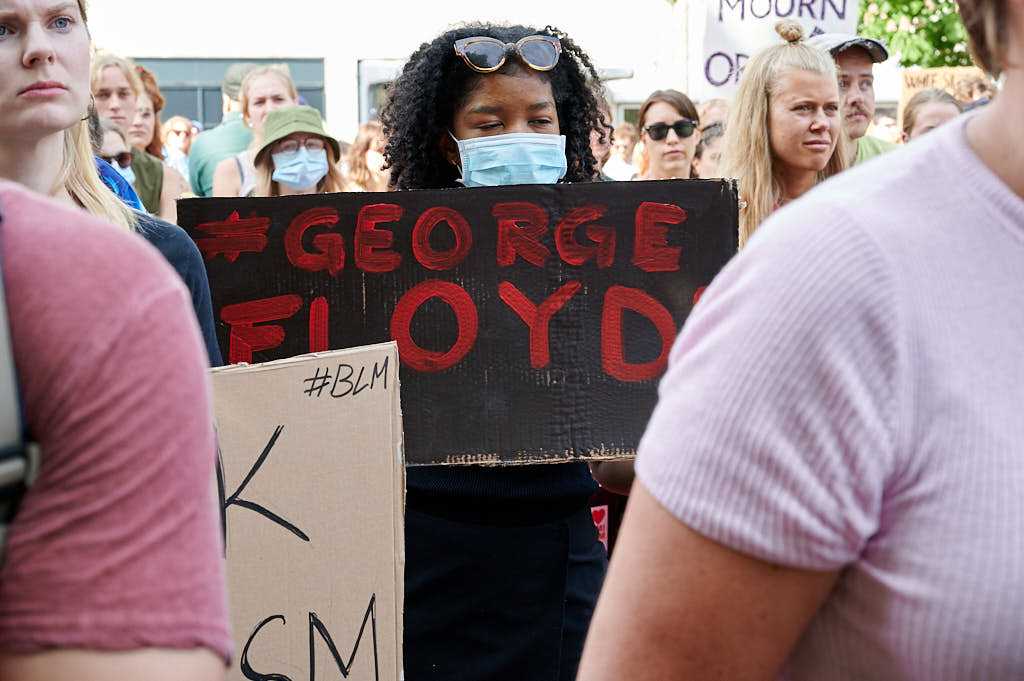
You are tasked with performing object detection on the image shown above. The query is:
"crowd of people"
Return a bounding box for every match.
[1,0,1022,679]
[65,22,991,220]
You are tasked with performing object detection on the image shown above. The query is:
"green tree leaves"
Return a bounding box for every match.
[858,0,973,67]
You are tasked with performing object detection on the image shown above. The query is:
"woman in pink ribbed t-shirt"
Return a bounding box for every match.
[579,0,1024,679]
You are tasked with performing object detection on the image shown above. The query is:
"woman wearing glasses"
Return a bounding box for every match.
[636,89,702,180]
[381,23,607,681]
[251,106,344,197]
[91,52,188,223]
[162,115,196,187]
[212,64,299,198]
[97,116,136,187]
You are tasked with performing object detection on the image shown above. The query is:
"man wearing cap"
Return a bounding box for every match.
[808,34,897,166]
[187,63,256,197]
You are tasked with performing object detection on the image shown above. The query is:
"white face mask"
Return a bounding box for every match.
[451,132,568,187]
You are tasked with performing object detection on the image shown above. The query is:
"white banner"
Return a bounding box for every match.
[688,0,861,102]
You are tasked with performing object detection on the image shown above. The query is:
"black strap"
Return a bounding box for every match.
[0,200,39,558]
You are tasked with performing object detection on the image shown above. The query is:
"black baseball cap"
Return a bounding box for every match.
[807,33,889,63]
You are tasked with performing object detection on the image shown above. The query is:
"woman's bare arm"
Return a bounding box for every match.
[577,481,838,681]
[159,166,189,224]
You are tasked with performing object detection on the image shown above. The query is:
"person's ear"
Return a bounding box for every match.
[440,132,460,169]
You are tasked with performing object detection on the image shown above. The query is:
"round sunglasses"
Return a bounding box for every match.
[644,119,699,142]
[454,35,562,73]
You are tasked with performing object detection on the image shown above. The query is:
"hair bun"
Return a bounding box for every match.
[775,20,804,44]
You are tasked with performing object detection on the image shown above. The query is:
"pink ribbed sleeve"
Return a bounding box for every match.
[634,115,1024,680]
[637,207,900,570]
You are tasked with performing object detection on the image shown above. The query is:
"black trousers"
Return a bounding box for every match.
[404,499,607,681]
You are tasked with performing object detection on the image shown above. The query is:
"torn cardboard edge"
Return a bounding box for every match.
[421,449,638,467]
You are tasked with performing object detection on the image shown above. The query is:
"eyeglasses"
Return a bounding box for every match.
[100,152,132,169]
[273,137,326,155]
[644,119,698,142]
[454,35,561,73]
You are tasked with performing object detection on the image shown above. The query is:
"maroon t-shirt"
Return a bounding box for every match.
[0,181,231,661]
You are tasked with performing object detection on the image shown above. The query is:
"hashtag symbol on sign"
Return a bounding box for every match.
[303,366,333,397]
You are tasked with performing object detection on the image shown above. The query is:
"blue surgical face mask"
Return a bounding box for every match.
[115,162,136,187]
[272,147,329,190]
[452,132,568,187]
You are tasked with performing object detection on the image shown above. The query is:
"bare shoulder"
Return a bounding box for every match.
[211,156,241,196]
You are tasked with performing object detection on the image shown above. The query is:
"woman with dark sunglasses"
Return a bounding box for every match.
[636,89,702,180]
[97,116,136,183]
[381,23,607,681]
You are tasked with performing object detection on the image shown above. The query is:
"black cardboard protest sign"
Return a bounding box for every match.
[178,179,739,465]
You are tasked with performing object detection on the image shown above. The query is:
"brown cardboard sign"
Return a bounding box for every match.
[179,180,739,466]
[898,65,990,128]
[211,343,404,681]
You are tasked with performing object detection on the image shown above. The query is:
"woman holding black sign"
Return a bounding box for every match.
[381,23,607,681]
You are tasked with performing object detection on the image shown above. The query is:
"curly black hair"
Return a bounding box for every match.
[381,23,607,190]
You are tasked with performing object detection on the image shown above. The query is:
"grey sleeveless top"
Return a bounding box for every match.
[233,150,257,198]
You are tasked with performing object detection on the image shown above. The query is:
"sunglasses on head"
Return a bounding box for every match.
[101,152,133,169]
[454,35,561,73]
[644,119,698,142]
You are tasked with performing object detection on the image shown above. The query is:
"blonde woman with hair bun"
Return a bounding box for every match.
[720,20,847,247]
[580,0,1024,679]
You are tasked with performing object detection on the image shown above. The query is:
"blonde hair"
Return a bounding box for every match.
[698,98,730,126]
[720,20,847,248]
[161,115,194,145]
[902,88,963,138]
[90,52,143,100]
[345,121,387,192]
[54,4,137,232]
[957,0,1008,77]
[253,140,346,197]
[239,65,299,130]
